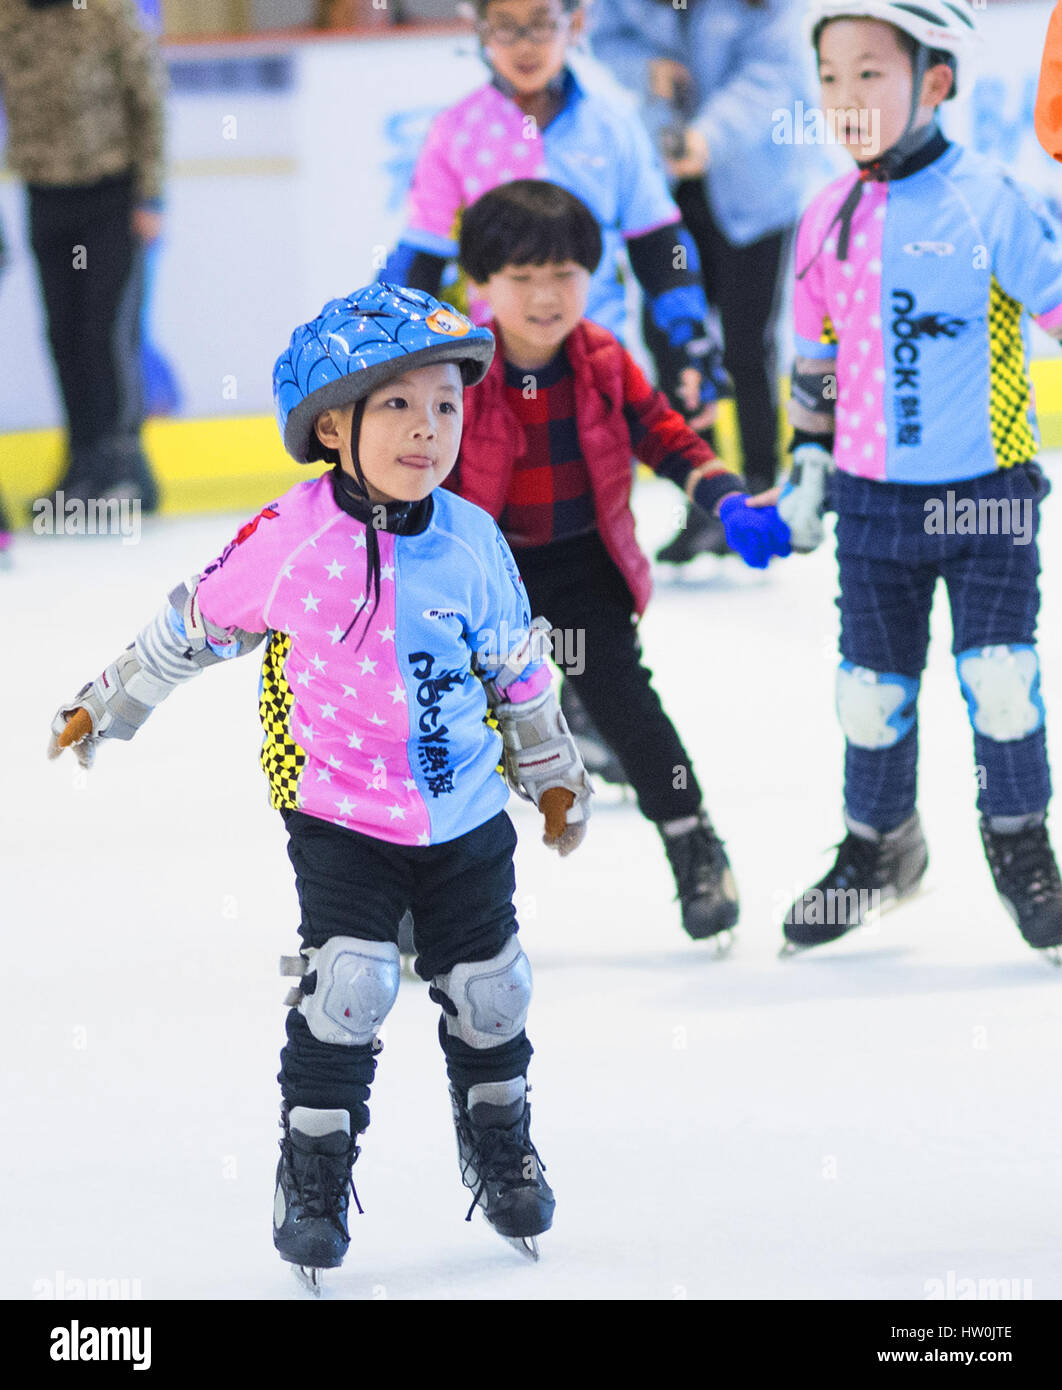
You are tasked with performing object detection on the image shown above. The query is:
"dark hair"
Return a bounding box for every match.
[458,179,603,282]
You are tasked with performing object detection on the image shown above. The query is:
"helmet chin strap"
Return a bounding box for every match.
[856,44,936,181]
[800,45,941,275]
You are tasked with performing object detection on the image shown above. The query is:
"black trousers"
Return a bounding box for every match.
[27,172,148,483]
[517,530,703,823]
[277,807,532,1132]
[644,179,792,494]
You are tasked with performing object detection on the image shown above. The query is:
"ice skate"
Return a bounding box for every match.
[979,815,1062,954]
[659,811,739,944]
[781,812,928,953]
[560,682,629,793]
[451,1079,554,1260]
[273,1106,361,1295]
[655,506,731,564]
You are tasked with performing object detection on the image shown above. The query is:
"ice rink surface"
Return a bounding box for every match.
[5,464,1061,1302]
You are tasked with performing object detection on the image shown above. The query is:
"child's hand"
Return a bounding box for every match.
[777,444,833,553]
[48,705,97,769]
[717,493,792,569]
[540,786,587,857]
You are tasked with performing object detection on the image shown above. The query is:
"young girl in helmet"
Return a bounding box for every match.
[776,0,1062,956]
[47,284,591,1285]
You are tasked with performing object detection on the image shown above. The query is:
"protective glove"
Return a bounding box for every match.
[777,443,834,553]
[48,704,96,769]
[717,494,792,569]
[539,785,586,857]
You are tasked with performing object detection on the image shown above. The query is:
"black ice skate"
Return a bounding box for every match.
[273,1106,361,1295]
[560,681,628,789]
[451,1079,554,1261]
[782,812,928,952]
[655,506,731,564]
[979,815,1062,957]
[659,811,740,946]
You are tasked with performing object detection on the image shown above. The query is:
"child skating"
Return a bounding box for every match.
[48,284,592,1289]
[450,179,791,944]
[777,0,1062,957]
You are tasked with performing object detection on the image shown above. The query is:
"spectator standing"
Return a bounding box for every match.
[0,0,166,513]
[589,0,811,562]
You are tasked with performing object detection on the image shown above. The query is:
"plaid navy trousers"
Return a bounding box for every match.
[831,465,1051,830]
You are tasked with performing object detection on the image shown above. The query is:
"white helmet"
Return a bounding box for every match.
[806,0,979,95]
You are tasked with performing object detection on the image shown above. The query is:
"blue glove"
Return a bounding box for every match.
[717,494,792,569]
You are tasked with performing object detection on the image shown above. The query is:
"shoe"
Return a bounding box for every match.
[273,1106,360,1270]
[659,811,740,940]
[979,815,1062,949]
[451,1079,554,1241]
[655,506,731,564]
[783,812,928,949]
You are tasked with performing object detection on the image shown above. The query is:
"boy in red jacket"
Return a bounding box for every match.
[449,179,790,941]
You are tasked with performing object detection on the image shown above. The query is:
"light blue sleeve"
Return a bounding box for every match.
[471,524,554,704]
[990,175,1062,321]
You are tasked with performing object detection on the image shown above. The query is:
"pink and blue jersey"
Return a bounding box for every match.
[194,477,550,846]
[398,69,680,339]
[794,141,1062,483]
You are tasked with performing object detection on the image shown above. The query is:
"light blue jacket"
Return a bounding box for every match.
[587,0,815,246]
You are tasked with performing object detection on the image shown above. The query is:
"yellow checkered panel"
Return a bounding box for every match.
[989,275,1037,468]
[821,314,838,347]
[259,631,306,811]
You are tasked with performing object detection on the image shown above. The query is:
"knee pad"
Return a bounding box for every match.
[431,935,532,1050]
[835,662,919,749]
[281,937,400,1046]
[956,644,1044,741]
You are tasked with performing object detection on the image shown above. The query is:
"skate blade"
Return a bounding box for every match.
[503,1234,540,1262]
[705,929,735,958]
[477,1209,542,1262]
[291,1264,324,1297]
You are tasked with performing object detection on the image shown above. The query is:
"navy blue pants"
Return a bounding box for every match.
[277,808,532,1133]
[832,466,1051,830]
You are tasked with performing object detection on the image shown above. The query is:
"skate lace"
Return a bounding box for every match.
[830,832,883,889]
[989,825,1062,902]
[668,822,727,901]
[462,1120,545,1224]
[294,1144,364,1232]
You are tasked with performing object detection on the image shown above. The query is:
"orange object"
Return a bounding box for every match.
[1035,2,1062,162]
[58,707,93,748]
[540,786,575,842]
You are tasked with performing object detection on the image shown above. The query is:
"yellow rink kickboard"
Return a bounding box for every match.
[4,360,1062,523]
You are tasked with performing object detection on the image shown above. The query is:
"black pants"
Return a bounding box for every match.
[278,808,532,1132]
[644,180,792,493]
[27,172,149,486]
[517,531,703,823]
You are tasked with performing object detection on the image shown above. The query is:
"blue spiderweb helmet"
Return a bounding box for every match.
[273,282,495,463]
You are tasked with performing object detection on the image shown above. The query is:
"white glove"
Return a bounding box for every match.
[777,443,833,553]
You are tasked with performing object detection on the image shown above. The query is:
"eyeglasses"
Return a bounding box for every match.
[478,17,568,46]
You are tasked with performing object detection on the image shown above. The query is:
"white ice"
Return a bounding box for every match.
[5,466,1061,1301]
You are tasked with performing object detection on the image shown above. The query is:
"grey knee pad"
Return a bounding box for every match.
[283,936,400,1047]
[433,935,532,1050]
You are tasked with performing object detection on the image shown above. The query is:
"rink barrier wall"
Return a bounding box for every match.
[5,358,1062,520]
